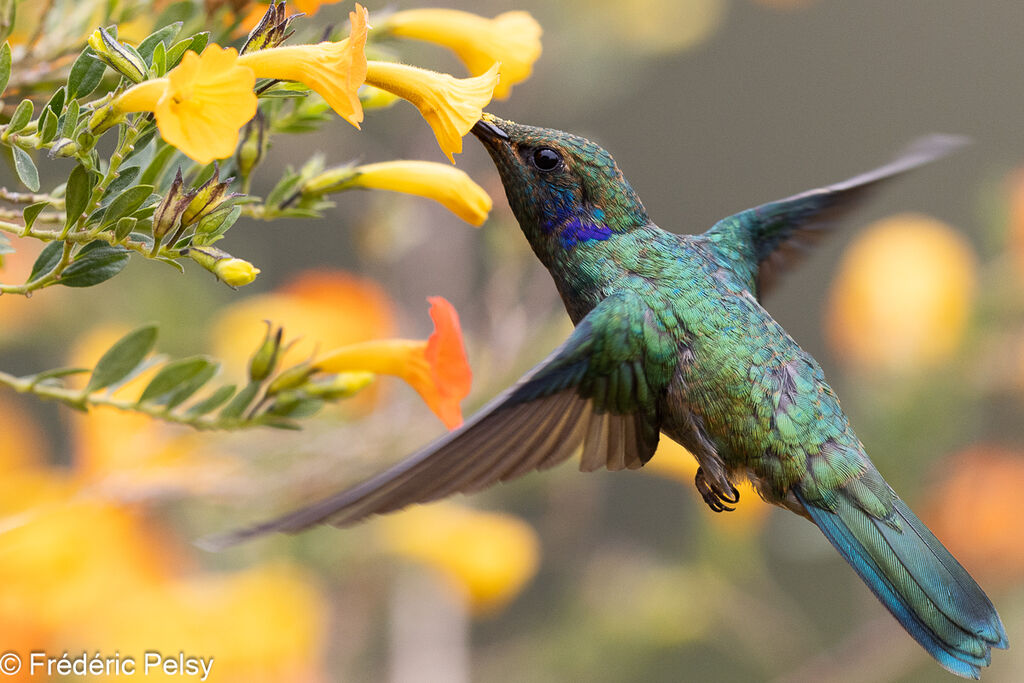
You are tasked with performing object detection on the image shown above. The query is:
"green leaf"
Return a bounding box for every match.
[7,98,33,133]
[11,146,39,191]
[137,22,182,62]
[218,382,261,419]
[162,361,219,410]
[85,324,158,392]
[22,201,50,230]
[101,184,153,226]
[265,172,302,209]
[151,40,166,76]
[43,87,66,117]
[103,166,140,198]
[137,356,214,405]
[30,367,90,383]
[259,89,310,99]
[194,205,241,240]
[114,216,137,240]
[0,43,11,97]
[39,108,58,143]
[60,99,80,138]
[186,384,236,417]
[59,242,130,287]
[63,164,94,231]
[28,241,63,282]
[67,49,107,99]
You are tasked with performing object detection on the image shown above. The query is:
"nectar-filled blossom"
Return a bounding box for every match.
[381,9,542,99]
[238,3,369,127]
[303,160,493,226]
[378,501,540,614]
[826,213,977,373]
[314,296,472,429]
[115,46,258,164]
[365,61,499,163]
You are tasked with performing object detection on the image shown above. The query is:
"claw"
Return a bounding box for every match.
[695,467,739,513]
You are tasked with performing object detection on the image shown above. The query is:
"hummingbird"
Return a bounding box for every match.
[212,115,1008,677]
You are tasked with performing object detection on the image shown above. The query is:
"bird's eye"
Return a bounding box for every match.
[531,147,562,172]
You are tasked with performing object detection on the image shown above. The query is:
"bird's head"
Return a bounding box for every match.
[471,114,648,250]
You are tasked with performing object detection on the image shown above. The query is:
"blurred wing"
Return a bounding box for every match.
[704,134,967,297]
[205,290,673,548]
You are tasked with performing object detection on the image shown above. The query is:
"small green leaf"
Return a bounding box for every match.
[163,361,219,410]
[137,22,182,62]
[11,147,39,191]
[22,201,50,230]
[194,205,241,240]
[7,98,33,134]
[266,173,302,209]
[59,242,130,287]
[101,184,153,226]
[186,384,236,417]
[39,108,59,143]
[259,89,310,99]
[114,216,137,240]
[103,166,140,198]
[43,87,66,117]
[151,40,166,76]
[31,367,90,383]
[63,164,94,231]
[0,42,11,97]
[67,49,107,99]
[85,324,158,392]
[218,382,261,419]
[137,356,214,405]
[28,241,63,281]
[60,99,80,138]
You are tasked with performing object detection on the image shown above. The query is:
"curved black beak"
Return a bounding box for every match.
[471,117,509,142]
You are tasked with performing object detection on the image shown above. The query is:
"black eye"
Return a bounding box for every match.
[531,147,562,172]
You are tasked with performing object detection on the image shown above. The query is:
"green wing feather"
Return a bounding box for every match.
[704,134,967,297]
[205,290,675,548]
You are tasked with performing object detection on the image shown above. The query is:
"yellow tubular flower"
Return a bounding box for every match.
[382,9,541,99]
[238,3,369,127]
[116,46,257,164]
[365,61,499,163]
[306,160,492,226]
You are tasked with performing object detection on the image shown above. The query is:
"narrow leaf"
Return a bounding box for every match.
[137,21,182,62]
[6,98,32,132]
[11,147,39,191]
[28,241,63,281]
[85,324,158,392]
[59,242,130,287]
[0,42,11,96]
[101,184,154,226]
[163,361,219,410]
[67,49,106,99]
[23,201,50,230]
[63,164,94,231]
[218,382,261,419]
[137,356,214,404]
[186,384,236,417]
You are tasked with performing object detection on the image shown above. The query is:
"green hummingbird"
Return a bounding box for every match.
[214,115,1007,677]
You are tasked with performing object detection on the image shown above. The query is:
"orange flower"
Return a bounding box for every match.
[922,445,1024,586]
[315,296,472,429]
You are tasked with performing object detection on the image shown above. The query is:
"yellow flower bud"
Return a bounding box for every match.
[88,27,148,83]
[188,246,260,287]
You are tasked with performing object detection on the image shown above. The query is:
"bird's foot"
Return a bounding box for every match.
[695,467,740,513]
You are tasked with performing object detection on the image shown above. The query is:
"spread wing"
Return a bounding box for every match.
[704,134,967,298]
[204,290,677,548]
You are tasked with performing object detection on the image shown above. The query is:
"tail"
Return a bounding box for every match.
[795,484,1008,679]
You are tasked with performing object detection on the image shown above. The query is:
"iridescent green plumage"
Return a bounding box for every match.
[213,116,1007,678]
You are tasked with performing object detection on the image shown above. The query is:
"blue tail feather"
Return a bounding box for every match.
[796,488,1008,679]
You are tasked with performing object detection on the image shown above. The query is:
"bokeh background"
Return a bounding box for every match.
[2,0,1024,681]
